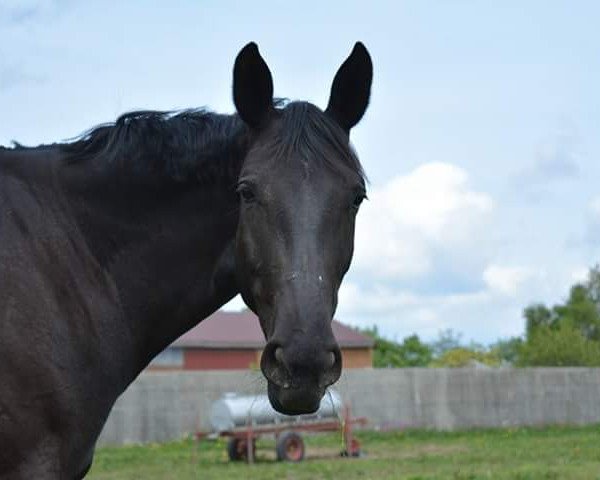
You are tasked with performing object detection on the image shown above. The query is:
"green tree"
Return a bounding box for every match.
[429,347,500,367]
[360,327,433,367]
[555,284,600,341]
[518,324,600,367]
[584,264,600,310]
[489,337,524,364]
[398,334,434,367]
[524,284,600,343]
[430,329,463,357]
[518,266,600,366]
[524,304,556,338]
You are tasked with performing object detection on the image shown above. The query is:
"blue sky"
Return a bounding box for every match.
[2,1,599,343]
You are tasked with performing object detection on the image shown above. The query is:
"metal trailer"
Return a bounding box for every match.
[195,391,367,463]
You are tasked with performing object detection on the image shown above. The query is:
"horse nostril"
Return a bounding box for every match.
[320,348,342,389]
[327,351,336,368]
[275,347,285,365]
[261,343,292,389]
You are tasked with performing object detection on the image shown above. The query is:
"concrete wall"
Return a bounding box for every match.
[97,367,600,446]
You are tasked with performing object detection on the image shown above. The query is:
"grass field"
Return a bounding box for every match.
[88,425,600,479]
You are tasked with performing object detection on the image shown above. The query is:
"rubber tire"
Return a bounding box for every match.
[275,432,305,462]
[227,438,255,461]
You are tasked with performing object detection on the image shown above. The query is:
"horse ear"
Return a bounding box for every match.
[325,42,373,134]
[233,42,274,129]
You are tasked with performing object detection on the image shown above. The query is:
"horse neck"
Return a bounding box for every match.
[59,142,244,375]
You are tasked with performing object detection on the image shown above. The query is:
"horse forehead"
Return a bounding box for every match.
[269,160,341,198]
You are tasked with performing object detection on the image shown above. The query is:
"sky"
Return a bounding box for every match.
[1,0,599,344]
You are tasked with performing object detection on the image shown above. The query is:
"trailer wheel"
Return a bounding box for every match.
[276,432,305,462]
[227,437,255,461]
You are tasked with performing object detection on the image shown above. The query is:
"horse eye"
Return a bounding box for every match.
[237,185,256,203]
[352,193,366,210]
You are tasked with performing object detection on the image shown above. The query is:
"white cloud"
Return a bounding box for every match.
[353,162,493,279]
[336,281,493,341]
[337,257,593,343]
[482,264,535,296]
[336,161,588,343]
[336,272,539,342]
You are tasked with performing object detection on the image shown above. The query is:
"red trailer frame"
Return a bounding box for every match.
[195,404,367,463]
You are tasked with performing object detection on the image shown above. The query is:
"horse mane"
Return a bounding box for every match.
[0,141,43,152]
[61,109,249,183]
[271,101,366,184]
[4,100,365,185]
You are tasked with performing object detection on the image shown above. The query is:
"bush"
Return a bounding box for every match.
[429,347,501,367]
[517,325,600,367]
[361,327,433,367]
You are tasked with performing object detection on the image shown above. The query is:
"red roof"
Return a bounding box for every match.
[173,310,374,349]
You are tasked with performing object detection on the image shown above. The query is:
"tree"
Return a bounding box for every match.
[426,329,504,367]
[524,284,600,343]
[430,329,463,357]
[585,264,600,310]
[429,347,500,367]
[489,337,523,364]
[398,334,434,367]
[555,284,600,341]
[518,324,600,367]
[360,327,433,368]
[518,266,600,366]
[524,304,556,338]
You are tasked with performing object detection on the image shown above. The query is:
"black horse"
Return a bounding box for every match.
[0,42,372,478]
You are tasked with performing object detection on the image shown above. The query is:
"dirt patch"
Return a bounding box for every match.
[283,443,468,462]
[398,443,467,458]
[305,446,349,460]
[248,441,469,463]
[253,445,347,462]
[357,443,470,460]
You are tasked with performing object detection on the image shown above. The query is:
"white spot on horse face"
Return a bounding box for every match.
[318,275,323,282]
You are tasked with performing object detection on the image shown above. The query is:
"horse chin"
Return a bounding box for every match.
[267,382,324,415]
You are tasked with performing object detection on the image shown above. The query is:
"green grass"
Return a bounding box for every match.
[88,425,600,479]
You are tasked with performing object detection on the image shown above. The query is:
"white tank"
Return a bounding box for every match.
[209,389,343,432]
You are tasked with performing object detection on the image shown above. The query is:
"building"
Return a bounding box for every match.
[149,310,374,370]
